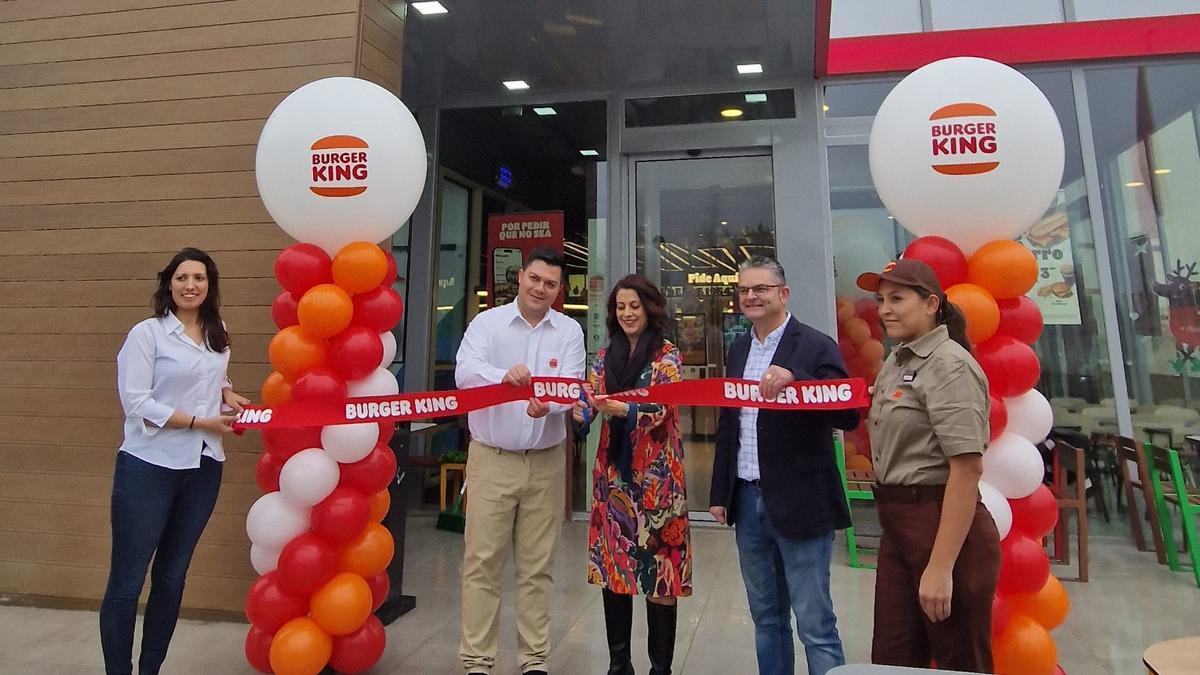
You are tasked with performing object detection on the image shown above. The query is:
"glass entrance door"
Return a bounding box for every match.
[631,153,777,517]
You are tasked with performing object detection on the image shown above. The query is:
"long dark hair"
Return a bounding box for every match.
[153,248,229,353]
[913,286,972,354]
[605,274,669,340]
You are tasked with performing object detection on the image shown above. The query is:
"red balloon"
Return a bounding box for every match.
[977,335,1041,398]
[1010,484,1060,539]
[353,285,404,332]
[328,325,385,381]
[272,291,300,330]
[998,533,1051,595]
[903,236,968,288]
[992,593,1013,635]
[245,571,310,633]
[291,366,347,403]
[263,426,322,461]
[244,625,274,674]
[365,570,390,612]
[855,302,884,340]
[276,534,338,595]
[383,248,398,283]
[339,443,398,495]
[997,296,1044,344]
[312,487,371,545]
[378,422,395,445]
[275,243,333,296]
[989,394,1008,441]
[1054,665,1066,675]
[256,451,284,493]
[329,614,386,674]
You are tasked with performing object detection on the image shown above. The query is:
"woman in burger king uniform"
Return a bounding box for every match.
[100,248,249,675]
[856,258,1000,672]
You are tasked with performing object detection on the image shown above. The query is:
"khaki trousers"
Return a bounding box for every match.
[460,439,565,674]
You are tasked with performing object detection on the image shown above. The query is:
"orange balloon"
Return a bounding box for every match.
[1008,575,1070,631]
[993,613,1057,675]
[968,240,1038,300]
[261,371,292,406]
[946,283,1000,345]
[338,521,394,577]
[836,303,855,324]
[835,296,852,311]
[310,572,373,636]
[858,339,885,362]
[368,489,390,522]
[843,318,871,345]
[269,616,332,675]
[269,326,328,381]
[297,284,354,339]
[332,242,388,294]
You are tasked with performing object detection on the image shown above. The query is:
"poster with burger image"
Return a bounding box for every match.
[1019,194,1082,325]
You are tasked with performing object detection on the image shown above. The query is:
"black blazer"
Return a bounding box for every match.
[710,316,861,539]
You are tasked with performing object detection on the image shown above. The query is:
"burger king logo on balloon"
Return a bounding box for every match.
[310,135,369,197]
[930,102,998,175]
[869,58,1064,255]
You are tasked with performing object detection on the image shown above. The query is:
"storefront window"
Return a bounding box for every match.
[1073,0,1200,22]
[928,0,1063,30]
[1087,62,1200,445]
[830,0,923,38]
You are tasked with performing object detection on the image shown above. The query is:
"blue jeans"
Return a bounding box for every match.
[734,481,845,675]
[99,452,222,675]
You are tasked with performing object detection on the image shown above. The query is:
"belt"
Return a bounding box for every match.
[737,477,761,487]
[473,439,559,455]
[872,483,947,503]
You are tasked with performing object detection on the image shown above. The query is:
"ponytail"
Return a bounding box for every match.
[937,299,973,354]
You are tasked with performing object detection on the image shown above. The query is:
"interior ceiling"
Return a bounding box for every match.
[402,0,818,104]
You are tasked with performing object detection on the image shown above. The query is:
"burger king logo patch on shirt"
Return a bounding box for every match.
[929,102,999,176]
[310,135,369,197]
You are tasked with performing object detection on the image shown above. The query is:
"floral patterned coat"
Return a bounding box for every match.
[586,339,692,598]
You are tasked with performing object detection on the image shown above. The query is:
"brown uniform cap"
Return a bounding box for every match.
[856,258,944,296]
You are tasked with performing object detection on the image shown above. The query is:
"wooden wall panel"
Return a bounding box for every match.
[0,0,405,616]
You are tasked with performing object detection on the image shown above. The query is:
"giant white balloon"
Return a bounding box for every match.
[348,367,400,398]
[322,422,380,464]
[246,491,311,550]
[978,480,1013,540]
[278,448,341,507]
[255,77,428,255]
[869,57,1065,254]
[1004,389,1054,444]
[982,432,1045,499]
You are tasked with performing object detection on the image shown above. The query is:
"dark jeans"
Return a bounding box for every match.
[99,452,222,675]
[872,493,1001,671]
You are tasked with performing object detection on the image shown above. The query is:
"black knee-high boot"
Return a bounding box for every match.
[603,589,635,675]
[646,600,677,675]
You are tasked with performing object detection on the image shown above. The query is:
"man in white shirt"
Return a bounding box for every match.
[455,247,586,675]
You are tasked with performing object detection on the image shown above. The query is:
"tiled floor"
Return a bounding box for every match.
[1,514,1196,674]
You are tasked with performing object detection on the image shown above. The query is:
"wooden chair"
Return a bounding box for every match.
[1048,437,1089,581]
[1145,443,1200,588]
[1111,434,1167,564]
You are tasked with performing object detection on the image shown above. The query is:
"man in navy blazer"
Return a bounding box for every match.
[709,257,860,675]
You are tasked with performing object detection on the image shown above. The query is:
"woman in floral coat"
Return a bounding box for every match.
[573,274,691,675]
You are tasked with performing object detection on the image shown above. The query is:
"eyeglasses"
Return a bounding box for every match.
[736,284,781,297]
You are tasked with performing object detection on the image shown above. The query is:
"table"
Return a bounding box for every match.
[1143,636,1200,674]
[829,666,980,674]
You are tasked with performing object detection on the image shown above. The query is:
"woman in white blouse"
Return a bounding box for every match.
[100,248,249,675]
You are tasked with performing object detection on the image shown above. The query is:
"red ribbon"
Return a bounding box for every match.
[233,376,868,430]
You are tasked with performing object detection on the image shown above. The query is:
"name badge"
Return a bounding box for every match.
[901,370,916,383]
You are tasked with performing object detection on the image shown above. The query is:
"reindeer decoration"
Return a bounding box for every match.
[1153,259,1200,374]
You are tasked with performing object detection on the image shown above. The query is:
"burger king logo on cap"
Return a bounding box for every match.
[929,102,999,176]
[310,135,369,197]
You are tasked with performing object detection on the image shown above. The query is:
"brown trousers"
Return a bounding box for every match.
[871,485,1001,672]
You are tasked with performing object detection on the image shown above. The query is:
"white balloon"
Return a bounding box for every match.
[379,331,397,368]
[982,432,1045,499]
[250,544,281,575]
[869,57,1065,255]
[322,422,380,463]
[245,491,310,550]
[1004,389,1054,443]
[278,448,341,508]
[348,367,400,397]
[255,77,428,255]
[978,480,1012,540]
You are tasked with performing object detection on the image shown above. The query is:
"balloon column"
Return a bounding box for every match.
[243,77,427,675]
[869,57,1069,675]
[836,297,883,470]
